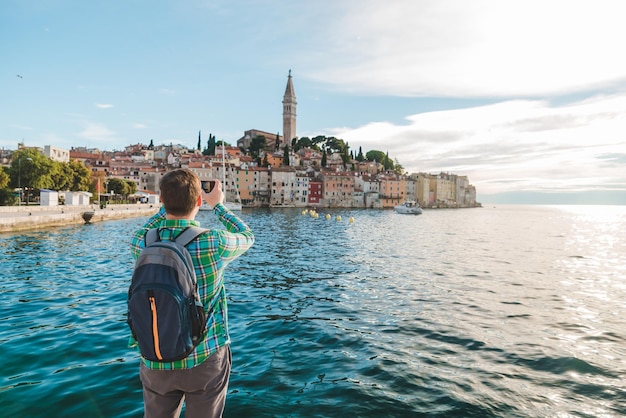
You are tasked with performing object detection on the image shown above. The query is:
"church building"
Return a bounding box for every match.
[237,71,297,150]
[282,70,297,146]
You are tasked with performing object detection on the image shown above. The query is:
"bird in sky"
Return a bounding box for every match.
[16,74,23,78]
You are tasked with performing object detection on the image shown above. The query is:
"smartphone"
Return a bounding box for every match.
[201,180,216,193]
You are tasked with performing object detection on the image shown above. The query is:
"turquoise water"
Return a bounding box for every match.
[1,205,625,417]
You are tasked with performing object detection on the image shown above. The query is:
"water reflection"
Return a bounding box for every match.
[1,206,625,417]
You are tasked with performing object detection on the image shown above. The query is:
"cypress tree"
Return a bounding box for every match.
[283,145,290,166]
[208,134,216,155]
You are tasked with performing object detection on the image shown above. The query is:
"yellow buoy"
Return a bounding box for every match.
[349,217,354,223]
[325,214,331,220]
[336,216,342,221]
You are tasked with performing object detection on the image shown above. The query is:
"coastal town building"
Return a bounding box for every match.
[436,172,457,206]
[137,167,160,194]
[270,167,296,206]
[321,171,356,208]
[3,71,480,209]
[236,166,256,206]
[294,171,310,206]
[4,140,480,209]
[237,129,282,151]
[409,173,431,207]
[379,174,404,207]
[43,145,70,163]
[265,152,284,168]
[308,179,322,205]
[296,147,323,168]
[250,166,271,206]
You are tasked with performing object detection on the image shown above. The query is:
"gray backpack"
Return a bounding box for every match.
[127,226,208,362]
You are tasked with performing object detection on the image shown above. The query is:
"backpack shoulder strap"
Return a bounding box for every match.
[173,226,209,247]
[144,228,161,246]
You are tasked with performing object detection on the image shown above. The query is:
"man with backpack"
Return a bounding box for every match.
[129,169,254,418]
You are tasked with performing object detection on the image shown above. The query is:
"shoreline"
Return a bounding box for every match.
[0,204,159,233]
[0,203,483,234]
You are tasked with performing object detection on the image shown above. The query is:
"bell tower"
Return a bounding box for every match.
[282,70,297,147]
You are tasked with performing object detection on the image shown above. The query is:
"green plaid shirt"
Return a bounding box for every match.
[129,203,254,370]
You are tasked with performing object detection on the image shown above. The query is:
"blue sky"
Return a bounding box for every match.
[2,0,626,204]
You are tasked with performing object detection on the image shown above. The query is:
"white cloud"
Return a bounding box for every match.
[8,124,33,131]
[336,92,626,194]
[133,123,147,129]
[95,103,114,109]
[78,123,117,142]
[302,0,626,97]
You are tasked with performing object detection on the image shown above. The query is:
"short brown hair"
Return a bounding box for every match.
[159,169,201,216]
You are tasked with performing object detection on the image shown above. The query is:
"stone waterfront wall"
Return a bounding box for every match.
[0,204,159,233]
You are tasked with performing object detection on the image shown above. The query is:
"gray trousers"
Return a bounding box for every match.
[140,345,232,418]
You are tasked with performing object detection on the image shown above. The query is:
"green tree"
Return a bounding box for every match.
[384,151,393,170]
[323,137,350,162]
[207,134,216,156]
[365,150,386,164]
[356,146,364,162]
[107,178,129,197]
[0,167,9,189]
[126,179,137,196]
[249,135,267,160]
[0,189,16,205]
[0,167,13,205]
[9,149,55,203]
[107,178,136,202]
[311,135,326,148]
[293,136,318,151]
[321,149,327,167]
[197,131,201,151]
[341,146,350,167]
[50,160,91,191]
[283,145,290,166]
[50,161,73,191]
[69,160,92,190]
[393,158,405,175]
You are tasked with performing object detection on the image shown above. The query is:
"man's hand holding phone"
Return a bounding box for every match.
[201,180,224,208]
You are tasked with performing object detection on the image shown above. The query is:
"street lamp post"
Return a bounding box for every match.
[18,158,21,206]
[18,157,33,206]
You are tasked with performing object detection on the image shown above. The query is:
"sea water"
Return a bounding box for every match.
[1,205,625,417]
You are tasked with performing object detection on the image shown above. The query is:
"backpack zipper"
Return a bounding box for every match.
[149,295,163,361]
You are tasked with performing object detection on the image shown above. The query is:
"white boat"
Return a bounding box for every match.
[224,200,242,211]
[201,200,243,211]
[200,143,242,211]
[394,201,423,215]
